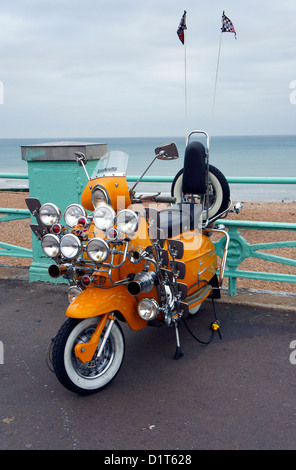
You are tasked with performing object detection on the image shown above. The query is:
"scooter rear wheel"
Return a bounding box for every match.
[52,317,125,395]
[171,164,230,220]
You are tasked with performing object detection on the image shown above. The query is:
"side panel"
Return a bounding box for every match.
[66,284,147,331]
[168,231,218,293]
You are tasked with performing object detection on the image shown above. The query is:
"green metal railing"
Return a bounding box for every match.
[0,173,29,180]
[0,173,295,295]
[0,207,33,259]
[127,175,296,185]
[214,220,296,296]
[0,172,32,259]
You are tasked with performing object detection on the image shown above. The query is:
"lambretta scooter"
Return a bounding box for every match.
[26,130,241,395]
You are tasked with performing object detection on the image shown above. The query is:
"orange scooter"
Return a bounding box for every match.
[26,130,241,395]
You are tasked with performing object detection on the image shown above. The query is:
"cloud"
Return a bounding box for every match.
[0,0,295,137]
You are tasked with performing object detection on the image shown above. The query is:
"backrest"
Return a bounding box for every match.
[182,141,206,195]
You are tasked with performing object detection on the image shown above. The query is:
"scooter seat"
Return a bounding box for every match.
[158,203,202,239]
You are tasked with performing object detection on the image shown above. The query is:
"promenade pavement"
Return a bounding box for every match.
[1,265,296,450]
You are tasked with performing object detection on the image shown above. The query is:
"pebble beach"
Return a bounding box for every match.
[0,191,295,295]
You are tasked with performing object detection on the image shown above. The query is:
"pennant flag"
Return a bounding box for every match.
[177,10,187,44]
[221,11,237,39]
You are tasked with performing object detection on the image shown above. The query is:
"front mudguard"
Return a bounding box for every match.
[66,284,147,331]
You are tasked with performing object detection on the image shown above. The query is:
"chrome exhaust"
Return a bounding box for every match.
[48,264,73,279]
[127,271,157,296]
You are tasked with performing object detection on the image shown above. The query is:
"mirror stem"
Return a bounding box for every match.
[129,155,158,194]
[81,162,90,181]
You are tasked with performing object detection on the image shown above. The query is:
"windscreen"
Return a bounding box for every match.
[91,151,129,178]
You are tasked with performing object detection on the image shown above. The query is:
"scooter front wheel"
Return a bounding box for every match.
[52,317,125,395]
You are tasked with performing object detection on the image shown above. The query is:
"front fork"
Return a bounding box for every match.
[74,313,116,363]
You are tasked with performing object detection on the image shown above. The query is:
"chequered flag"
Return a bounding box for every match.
[221,12,237,39]
[177,10,187,44]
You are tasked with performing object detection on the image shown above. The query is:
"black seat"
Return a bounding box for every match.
[182,141,206,195]
[144,198,202,241]
[158,203,202,238]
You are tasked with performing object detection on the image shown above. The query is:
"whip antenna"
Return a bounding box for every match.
[177,10,188,143]
[209,11,237,147]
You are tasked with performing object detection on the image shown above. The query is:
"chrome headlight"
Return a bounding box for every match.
[41,234,60,258]
[92,185,109,208]
[93,205,115,231]
[60,233,81,259]
[39,203,61,227]
[116,209,139,236]
[86,238,110,263]
[67,286,82,303]
[137,298,159,321]
[64,204,87,227]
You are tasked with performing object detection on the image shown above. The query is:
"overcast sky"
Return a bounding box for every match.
[0,0,295,138]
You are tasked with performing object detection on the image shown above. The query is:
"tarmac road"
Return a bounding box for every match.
[1,277,296,451]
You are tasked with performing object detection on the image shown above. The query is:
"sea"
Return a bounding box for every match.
[0,134,295,202]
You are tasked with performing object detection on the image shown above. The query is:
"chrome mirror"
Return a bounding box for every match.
[155,143,179,160]
[167,239,184,259]
[74,152,90,180]
[233,202,243,213]
[130,143,179,195]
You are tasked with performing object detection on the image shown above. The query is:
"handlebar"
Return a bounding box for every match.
[152,196,176,203]
[131,194,176,204]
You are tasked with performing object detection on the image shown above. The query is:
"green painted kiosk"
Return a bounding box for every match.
[22,141,107,282]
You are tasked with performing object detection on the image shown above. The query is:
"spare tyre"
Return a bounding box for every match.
[171,164,230,221]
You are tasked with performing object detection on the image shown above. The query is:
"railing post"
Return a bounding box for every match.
[228,274,237,296]
[21,141,107,282]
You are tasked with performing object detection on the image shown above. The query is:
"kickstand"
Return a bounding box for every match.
[174,322,183,359]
